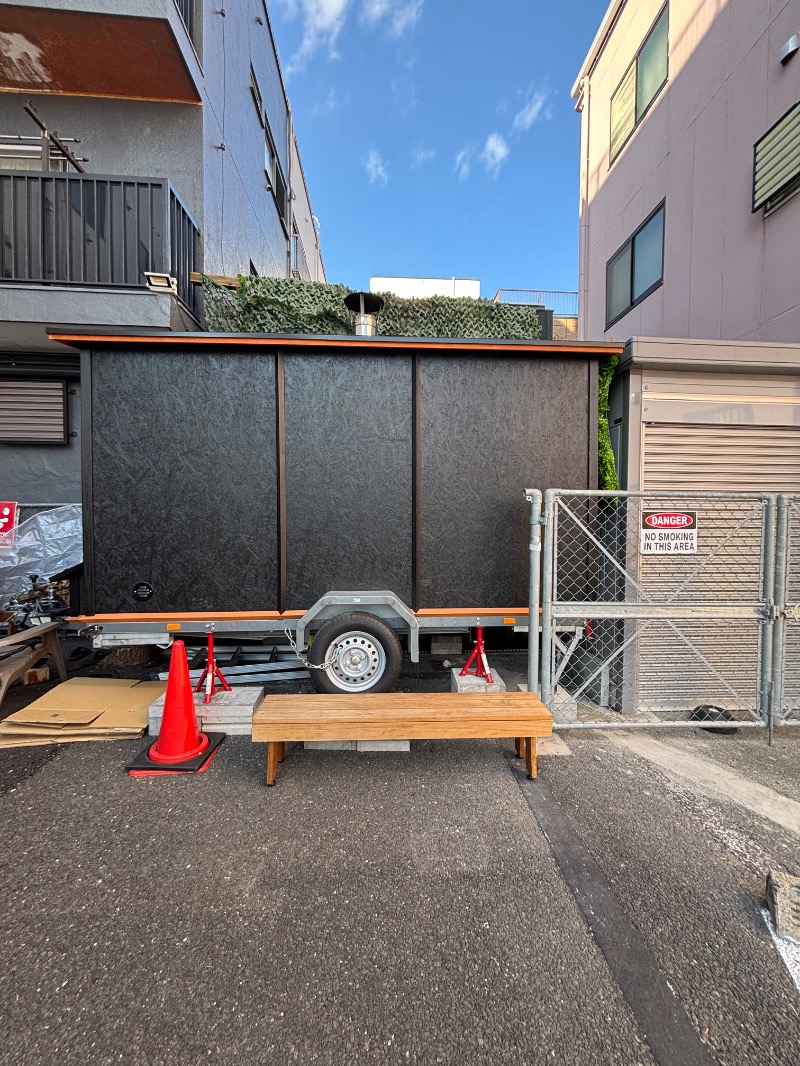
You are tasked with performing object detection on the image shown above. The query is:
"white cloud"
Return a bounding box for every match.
[364,148,389,185]
[276,0,353,73]
[481,132,509,177]
[310,87,340,117]
[276,0,423,72]
[362,0,423,37]
[389,0,423,36]
[512,87,551,132]
[412,143,436,167]
[454,145,475,181]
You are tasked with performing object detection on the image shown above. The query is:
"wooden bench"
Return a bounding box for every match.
[251,692,553,786]
[0,621,68,710]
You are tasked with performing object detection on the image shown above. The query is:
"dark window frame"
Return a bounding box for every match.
[609,3,669,165]
[605,200,666,329]
[752,99,800,213]
[250,66,265,128]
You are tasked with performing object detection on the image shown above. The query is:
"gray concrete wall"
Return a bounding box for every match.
[0,384,81,506]
[0,0,324,281]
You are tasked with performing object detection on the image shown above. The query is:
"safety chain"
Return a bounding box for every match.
[283,628,338,671]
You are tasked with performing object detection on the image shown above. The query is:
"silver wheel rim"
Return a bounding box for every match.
[324,630,386,692]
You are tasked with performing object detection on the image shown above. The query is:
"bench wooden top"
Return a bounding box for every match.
[0,621,62,650]
[252,692,552,742]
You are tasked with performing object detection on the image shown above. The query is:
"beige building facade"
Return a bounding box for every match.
[574,0,800,343]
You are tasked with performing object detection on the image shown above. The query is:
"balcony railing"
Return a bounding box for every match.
[0,171,200,316]
[494,289,579,318]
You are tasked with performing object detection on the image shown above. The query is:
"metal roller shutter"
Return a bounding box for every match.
[642,424,800,492]
[0,380,67,443]
[638,423,800,714]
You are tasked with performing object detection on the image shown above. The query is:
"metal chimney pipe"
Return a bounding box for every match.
[344,291,385,336]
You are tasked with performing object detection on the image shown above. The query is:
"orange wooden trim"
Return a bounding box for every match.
[49,332,624,357]
[415,607,536,617]
[70,606,541,624]
[2,86,202,104]
[69,610,304,624]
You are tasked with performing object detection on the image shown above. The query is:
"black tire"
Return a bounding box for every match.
[307,612,403,694]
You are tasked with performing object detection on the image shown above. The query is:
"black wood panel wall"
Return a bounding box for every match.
[283,352,414,608]
[89,349,278,612]
[86,343,597,614]
[418,356,593,607]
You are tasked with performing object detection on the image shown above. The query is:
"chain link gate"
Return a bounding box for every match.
[536,490,776,732]
[774,494,800,726]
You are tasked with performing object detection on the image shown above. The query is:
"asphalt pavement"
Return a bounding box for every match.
[1,653,798,1066]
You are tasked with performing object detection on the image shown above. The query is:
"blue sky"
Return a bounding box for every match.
[271,0,608,298]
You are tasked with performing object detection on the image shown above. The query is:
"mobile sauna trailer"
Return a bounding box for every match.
[57,330,622,693]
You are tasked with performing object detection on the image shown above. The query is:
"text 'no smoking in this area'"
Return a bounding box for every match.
[640,511,697,554]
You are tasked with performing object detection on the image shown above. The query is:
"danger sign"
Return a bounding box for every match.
[640,510,697,554]
[0,502,18,547]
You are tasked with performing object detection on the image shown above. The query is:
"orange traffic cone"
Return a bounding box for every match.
[127,640,224,776]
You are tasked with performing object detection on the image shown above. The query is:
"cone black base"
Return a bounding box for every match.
[126,732,225,775]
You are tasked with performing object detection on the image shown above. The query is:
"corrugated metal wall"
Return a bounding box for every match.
[642,424,800,492]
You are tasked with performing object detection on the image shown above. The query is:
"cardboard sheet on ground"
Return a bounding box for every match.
[0,678,167,747]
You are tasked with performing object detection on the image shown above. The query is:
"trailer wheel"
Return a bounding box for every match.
[308,612,402,694]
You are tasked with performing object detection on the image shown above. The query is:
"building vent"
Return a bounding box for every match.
[0,379,67,443]
[753,100,800,211]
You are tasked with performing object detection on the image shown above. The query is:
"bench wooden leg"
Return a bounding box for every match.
[42,629,68,683]
[277,741,285,762]
[266,742,279,786]
[514,737,525,758]
[525,737,538,779]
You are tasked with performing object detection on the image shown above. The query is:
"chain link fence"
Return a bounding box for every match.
[538,491,774,731]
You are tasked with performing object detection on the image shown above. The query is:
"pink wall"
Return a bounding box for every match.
[577,0,800,342]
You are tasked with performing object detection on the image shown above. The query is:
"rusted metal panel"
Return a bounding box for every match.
[0,7,200,103]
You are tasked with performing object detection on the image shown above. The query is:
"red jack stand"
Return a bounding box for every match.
[195,632,232,704]
[460,626,494,684]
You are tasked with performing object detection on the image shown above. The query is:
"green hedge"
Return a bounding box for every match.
[598,355,621,494]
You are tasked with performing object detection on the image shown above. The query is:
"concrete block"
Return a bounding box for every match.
[767,870,800,942]
[304,741,357,751]
[431,636,463,655]
[451,668,506,693]
[149,686,264,736]
[356,740,410,752]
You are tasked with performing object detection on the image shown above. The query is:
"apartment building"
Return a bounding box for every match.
[0,0,324,510]
[570,0,800,498]
[573,0,800,343]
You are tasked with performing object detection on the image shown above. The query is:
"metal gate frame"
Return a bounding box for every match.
[774,494,800,726]
[529,489,790,737]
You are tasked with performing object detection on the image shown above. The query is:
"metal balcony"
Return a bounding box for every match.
[0,172,200,317]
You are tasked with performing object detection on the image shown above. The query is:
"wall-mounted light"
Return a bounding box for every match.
[144,272,178,294]
[780,34,799,64]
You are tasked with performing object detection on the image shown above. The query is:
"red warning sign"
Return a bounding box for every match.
[0,502,18,546]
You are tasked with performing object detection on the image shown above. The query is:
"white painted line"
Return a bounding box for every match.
[763,909,800,998]
[602,731,800,838]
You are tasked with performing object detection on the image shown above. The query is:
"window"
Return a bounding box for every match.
[753,100,800,213]
[264,126,288,226]
[250,66,264,128]
[0,143,67,172]
[605,202,665,327]
[610,5,668,163]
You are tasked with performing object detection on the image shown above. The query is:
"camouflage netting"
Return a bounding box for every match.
[202,274,542,340]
